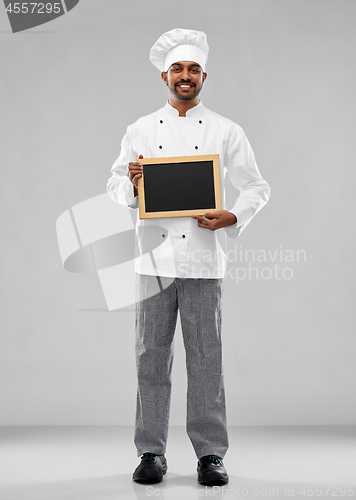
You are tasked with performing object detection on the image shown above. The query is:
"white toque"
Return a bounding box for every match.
[149,28,209,72]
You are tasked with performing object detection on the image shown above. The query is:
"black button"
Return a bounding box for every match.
[199,120,202,124]
[159,145,162,149]
[195,146,198,149]
[182,235,186,238]
[162,234,165,238]
[160,120,163,123]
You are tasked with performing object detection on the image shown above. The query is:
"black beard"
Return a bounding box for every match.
[168,81,203,102]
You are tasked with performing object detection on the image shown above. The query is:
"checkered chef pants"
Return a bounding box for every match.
[134,274,229,459]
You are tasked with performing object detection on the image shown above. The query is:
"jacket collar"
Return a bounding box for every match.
[164,100,205,118]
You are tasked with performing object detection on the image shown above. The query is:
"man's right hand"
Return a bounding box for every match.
[128,154,144,197]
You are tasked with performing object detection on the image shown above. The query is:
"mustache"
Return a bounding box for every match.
[175,81,195,86]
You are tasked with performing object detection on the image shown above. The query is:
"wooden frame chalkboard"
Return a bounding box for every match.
[137,154,221,219]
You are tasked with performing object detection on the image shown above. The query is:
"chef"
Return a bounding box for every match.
[107,28,270,487]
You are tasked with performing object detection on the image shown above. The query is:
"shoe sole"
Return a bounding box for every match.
[198,477,229,486]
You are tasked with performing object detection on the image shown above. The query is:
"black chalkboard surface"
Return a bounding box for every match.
[137,155,221,219]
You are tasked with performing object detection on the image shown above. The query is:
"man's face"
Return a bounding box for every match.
[162,61,207,102]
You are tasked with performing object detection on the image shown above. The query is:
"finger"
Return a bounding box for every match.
[199,216,212,226]
[129,173,139,183]
[198,219,213,230]
[128,169,142,183]
[192,215,209,224]
[134,155,144,165]
[133,173,142,185]
[203,212,219,219]
[129,166,143,174]
[128,167,143,178]
[204,217,219,229]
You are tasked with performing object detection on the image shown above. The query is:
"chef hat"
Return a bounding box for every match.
[150,28,209,72]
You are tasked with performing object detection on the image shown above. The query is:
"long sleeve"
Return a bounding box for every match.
[107,126,139,209]
[224,125,271,238]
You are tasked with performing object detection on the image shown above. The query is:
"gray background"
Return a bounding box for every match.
[0,0,355,426]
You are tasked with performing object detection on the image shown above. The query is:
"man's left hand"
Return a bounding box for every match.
[191,210,237,231]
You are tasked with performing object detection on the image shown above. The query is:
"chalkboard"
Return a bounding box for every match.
[137,154,221,219]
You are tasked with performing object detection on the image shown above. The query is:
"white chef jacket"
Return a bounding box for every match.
[107,101,270,278]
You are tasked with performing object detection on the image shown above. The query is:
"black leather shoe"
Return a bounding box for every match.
[132,453,167,483]
[197,455,229,486]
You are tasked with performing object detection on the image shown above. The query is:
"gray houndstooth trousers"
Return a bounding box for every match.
[134,274,229,459]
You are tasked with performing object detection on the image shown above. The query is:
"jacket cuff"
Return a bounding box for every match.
[125,177,139,209]
[224,211,242,239]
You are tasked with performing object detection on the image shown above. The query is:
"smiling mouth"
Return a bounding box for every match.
[176,83,194,89]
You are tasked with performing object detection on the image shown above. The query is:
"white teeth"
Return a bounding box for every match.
[179,85,191,88]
